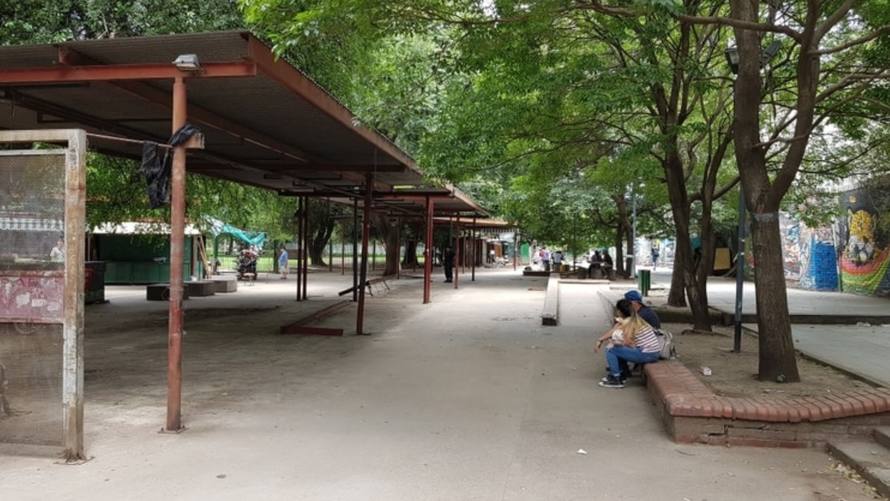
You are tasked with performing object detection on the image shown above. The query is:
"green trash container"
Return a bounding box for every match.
[638,269,651,297]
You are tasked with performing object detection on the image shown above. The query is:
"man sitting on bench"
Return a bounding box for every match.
[624,289,661,330]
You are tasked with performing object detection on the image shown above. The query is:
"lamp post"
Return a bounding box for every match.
[733,188,746,353]
[724,40,779,352]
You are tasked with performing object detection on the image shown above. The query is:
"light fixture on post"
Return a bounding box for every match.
[724,46,739,74]
[172,54,201,72]
[760,40,781,68]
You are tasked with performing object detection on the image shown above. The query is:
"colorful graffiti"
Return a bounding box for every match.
[839,178,890,297]
[780,214,838,291]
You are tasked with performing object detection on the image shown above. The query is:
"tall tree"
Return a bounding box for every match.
[682,0,889,381]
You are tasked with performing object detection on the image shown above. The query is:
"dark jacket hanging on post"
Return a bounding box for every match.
[140,123,202,208]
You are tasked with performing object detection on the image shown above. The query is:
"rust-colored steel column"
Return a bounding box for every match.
[301,197,309,300]
[352,199,358,302]
[356,174,373,334]
[296,196,304,301]
[423,197,433,304]
[454,215,460,289]
[166,76,187,432]
[328,198,334,272]
[396,217,401,280]
[513,231,518,270]
[472,216,476,281]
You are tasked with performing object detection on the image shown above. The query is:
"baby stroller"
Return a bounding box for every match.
[237,248,258,281]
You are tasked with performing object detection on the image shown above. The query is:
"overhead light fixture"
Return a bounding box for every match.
[172,54,201,72]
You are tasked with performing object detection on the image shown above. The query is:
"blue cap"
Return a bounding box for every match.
[624,290,643,302]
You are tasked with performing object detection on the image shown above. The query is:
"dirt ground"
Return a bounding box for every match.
[664,322,874,398]
[0,273,884,500]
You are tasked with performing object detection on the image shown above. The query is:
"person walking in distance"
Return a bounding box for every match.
[443,246,455,283]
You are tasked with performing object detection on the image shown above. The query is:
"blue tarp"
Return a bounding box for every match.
[207,218,267,248]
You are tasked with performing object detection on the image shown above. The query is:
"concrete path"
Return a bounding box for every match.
[648,271,890,319]
[0,271,874,500]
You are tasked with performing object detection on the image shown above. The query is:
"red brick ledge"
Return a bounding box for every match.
[646,361,890,423]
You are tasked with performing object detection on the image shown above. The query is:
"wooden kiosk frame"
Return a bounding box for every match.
[0,129,86,460]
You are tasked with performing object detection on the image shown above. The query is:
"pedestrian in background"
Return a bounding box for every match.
[278,246,289,280]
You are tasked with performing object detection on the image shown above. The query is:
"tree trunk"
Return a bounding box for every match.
[667,240,687,306]
[689,225,714,332]
[272,240,279,273]
[613,195,627,276]
[372,214,400,276]
[625,219,634,277]
[729,0,801,382]
[309,222,334,266]
[307,202,335,266]
[403,239,418,266]
[614,223,625,277]
[750,215,799,382]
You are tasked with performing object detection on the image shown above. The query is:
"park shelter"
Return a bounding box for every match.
[0,31,485,457]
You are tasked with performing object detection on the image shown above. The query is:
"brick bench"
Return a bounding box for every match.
[645,361,890,447]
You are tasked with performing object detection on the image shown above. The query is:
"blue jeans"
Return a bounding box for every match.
[606,346,660,377]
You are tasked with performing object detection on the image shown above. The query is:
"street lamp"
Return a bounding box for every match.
[724,46,739,74]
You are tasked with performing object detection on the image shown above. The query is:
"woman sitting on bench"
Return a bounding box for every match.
[595,299,661,389]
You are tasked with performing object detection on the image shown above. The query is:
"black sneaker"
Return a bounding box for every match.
[603,369,631,380]
[598,375,625,388]
[600,375,627,384]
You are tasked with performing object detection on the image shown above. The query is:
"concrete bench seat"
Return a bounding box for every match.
[186,280,216,297]
[146,283,190,301]
[211,276,238,293]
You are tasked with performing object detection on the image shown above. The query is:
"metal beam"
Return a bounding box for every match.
[0,62,256,84]
[255,163,405,173]
[53,46,317,165]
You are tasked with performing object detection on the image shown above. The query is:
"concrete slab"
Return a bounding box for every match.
[211,276,238,293]
[828,440,890,498]
[786,324,890,388]
[647,271,890,323]
[186,280,216,297]
[0,270,876,500]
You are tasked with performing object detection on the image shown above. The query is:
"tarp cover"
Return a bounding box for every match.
[207,218,267,248]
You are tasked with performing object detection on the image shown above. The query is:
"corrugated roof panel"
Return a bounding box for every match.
[0,31,486,215]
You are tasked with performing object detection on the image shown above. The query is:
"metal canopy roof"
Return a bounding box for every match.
[0,31,485,217]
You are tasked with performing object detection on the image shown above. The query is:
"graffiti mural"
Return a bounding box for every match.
[778,213,838,291]
[780,214,803,279]
[839,177,890,297]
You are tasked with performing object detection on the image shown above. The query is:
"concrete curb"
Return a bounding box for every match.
[541,273,560,326]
